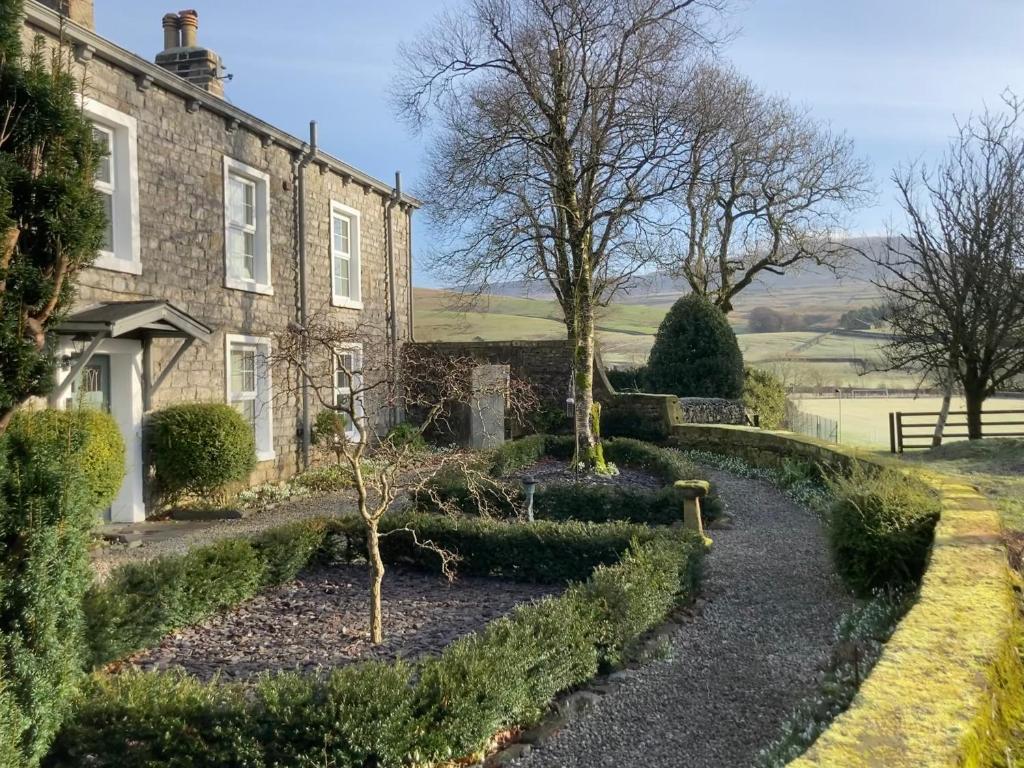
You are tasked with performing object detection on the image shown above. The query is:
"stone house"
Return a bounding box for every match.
[23,1,418,522]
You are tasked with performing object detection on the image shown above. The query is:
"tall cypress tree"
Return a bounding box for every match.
[0,0,106,434]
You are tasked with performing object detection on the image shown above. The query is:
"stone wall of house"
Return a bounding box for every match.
[24,11,414,487]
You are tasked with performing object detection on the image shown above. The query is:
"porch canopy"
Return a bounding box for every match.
[53,300,213,409]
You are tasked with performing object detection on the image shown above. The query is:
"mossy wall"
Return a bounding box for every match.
[670,424,1022,768]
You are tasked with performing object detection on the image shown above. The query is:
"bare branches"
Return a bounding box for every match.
[873,92,1024,438]
[663,63,872,311]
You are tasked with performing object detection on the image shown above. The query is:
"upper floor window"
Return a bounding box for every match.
[225,333,275,461]
[83,98,141,275]
[330,201,362,309]
[223,157,272,296]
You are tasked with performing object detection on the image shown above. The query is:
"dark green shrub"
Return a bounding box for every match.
[85,538,268,667]
[43,671,258,768]
[148,403,256,500]
[330,513,660,585]
[827,465,940,596]
[253,519,329,587]
[743,367,787,429]
[0,411,100,766]
[8,408,125,515]
[605,367,647,392]
[574,532,701,665]
[645,294,744,398]
[489,434,548,477]
[384,422,427,453]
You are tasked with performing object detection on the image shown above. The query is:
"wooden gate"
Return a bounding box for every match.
[889,408,1024,452]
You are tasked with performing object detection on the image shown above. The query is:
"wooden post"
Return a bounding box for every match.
[889,412,897,454]
[895,411,904,453]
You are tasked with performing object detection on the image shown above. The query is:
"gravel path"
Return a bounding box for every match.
[514,467,853,768]
[91,493,354,581]
[127,564,558,682]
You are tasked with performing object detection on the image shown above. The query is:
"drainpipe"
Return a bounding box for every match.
[407,201,416,342]
[295,120,317,469]
[387,172,402,426]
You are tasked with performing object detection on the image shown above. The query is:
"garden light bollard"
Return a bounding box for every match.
[674,480,713,549]
[521,475,538,522]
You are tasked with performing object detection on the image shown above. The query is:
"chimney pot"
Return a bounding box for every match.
[178,9,199,48]
[162,13,181,51]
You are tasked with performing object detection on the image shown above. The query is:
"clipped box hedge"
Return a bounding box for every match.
[49,519,703,768]
[671,424,1023,768]
[420,435,723,524]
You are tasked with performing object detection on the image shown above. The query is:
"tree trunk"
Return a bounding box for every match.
[964,387,985,440]
[367,520,385,644]
[571,290,606,472]
[932,377,954,447]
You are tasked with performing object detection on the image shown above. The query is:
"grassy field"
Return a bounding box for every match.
[793,396,1024,449]
[415,288,919,387]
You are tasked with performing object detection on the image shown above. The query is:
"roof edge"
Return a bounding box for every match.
[25,2,422,209]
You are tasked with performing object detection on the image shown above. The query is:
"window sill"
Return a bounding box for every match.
[256,450,276,463]
[93,252,142,276]
[331,297,364,310]
[226,277,274,296]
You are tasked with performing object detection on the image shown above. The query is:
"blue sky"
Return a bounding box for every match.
[95,0,1024,286]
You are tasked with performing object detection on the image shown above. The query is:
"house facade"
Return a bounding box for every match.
[24,1,418,522]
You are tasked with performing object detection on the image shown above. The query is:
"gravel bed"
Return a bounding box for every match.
[126,563,558,682]
[514,466,853,768]
[520,457,662,491]
[91,492,355,582]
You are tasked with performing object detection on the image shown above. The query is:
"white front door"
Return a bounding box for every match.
[57,339,145,523]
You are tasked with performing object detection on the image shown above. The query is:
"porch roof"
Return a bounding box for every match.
[57,300,213,343]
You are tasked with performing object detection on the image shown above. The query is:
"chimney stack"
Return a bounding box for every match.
[155,10,226,98]
[39,0,95,30]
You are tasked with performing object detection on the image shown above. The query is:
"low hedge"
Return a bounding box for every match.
[49,526,702,768]
[422,435,722,523]
[84,514,671,667]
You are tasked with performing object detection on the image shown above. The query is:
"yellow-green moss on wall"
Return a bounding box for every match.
[670,425,1022,768]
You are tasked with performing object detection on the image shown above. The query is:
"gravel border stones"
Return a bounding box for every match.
[512,466,853,768]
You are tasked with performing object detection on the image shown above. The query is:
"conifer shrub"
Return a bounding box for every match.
[827,465,941,596]
[0,410,115,766]
[645,294,744,398]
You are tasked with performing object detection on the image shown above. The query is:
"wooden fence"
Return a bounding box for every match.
[888,409,1024,452]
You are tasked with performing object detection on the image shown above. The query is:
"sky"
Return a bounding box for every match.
[94,0,1024,286]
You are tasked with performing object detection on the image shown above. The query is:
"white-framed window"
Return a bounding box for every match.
[223,157,272,295]
[330,201,362,309]
[83,98,141,275]
[225,334,275,461]
[334,343,364,441]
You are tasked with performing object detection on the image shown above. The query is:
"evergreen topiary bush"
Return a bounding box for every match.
[148,403,256,501]
[7,409,125,516]
[743,367,787,429]
[645,294,744,398]
[0,410,108,766]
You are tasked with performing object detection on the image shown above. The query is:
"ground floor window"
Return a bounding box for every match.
[225,334,275,461]
[334,344,364,441]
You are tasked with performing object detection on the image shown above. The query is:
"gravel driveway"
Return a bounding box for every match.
[514,468,853,768]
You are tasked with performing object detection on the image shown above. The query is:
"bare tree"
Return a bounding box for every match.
[875,94,1024,440]
[271,320,534,643]
[667,64,872,312]
[394,0,729,470]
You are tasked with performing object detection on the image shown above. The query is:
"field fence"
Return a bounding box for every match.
[784,402,838,443]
